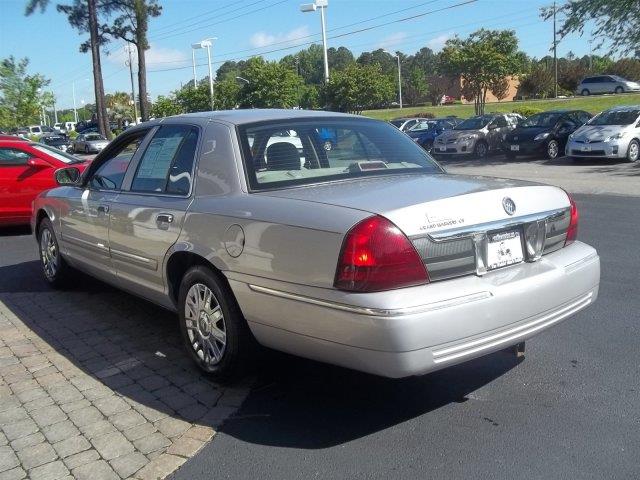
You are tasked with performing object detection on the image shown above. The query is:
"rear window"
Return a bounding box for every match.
[238,118,443,190]
[589,110,640,126]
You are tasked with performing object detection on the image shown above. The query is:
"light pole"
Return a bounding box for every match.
[192,38,217,111]
[191,49,197,87]
[126,44,139,124]
[235,76,250,86]
[300,0,329,83]
[72,82,79,123]
[385,50,402,109]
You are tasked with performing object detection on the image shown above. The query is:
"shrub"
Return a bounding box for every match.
[512,107,543,117]
[68,131,78,139]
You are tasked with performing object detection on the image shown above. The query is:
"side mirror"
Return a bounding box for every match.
[55,167,81,186]
[27,158,49,168]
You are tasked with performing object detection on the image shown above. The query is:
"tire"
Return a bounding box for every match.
[473,141,488,159]
[38,217,71,288]
[581,89,590,96]
[626,139,640,163]
[178,266,255,382]
[84,145,89,154]
[615,86,624,94]
[546,139,560,159]
[422,141,433,153]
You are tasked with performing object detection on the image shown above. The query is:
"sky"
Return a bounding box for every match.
[0,0,601,110]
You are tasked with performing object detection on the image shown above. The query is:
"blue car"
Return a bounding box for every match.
[405,118,461,152]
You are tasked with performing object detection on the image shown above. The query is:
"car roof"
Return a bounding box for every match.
[606,105,640,112]
[171,109,361,125]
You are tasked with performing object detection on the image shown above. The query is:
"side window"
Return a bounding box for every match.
[90,132,146,191]
[495,116,508,128]
[131,125,198,195]
[0,148,30,166]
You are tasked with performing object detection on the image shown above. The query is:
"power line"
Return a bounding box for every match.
[147,0,478,73]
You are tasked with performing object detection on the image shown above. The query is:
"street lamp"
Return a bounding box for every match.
[235,76,250,85]
[300,0,329,83]
[384,50,402,109]
[192,38,217,111]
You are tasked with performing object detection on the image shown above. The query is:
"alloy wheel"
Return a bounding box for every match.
[184,283,227,366]
[628,140,639,163]
[40,228,58,280]
[547,140,559,159]
[475,142,488,158]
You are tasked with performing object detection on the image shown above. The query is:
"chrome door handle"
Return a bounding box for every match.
[156,213,174,224]
[97,205,109,214]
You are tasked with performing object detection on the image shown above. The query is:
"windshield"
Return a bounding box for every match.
[588,110,640,126]
[86,133,106,141]
[520,113,563,128]
[239,118,443,190]
[408,121,437,132]
[31,144,83,164]
[455,116,493,130]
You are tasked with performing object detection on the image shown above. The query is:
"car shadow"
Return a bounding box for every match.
[219,348,521,449]
[0,225,32,237]
[0,258,521,449]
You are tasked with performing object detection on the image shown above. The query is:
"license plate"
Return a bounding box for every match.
[438,146,446,152]
[510,145,519,151]
[486,230,524,271]
[581,145,591,152]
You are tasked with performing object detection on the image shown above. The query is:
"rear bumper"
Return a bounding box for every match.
[229,242,600,378]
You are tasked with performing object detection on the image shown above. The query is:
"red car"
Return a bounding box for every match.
[0,140,88,226]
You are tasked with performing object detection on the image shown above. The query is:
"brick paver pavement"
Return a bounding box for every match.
[0,286,250,479]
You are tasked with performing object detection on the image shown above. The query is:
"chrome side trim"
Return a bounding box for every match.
[111,248,158,270]
[247,284,492,317]
[423,207,568,242]
[432,291,594,364]
[63,234,109,254]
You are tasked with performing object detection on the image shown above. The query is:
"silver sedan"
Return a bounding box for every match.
[32,110,600,381]
[72,133,109,154]
[566,106,640,162]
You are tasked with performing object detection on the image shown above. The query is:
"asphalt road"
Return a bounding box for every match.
[170,193,640,480]
[2,193,638,480]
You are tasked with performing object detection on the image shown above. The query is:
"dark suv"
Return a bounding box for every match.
[503,110,592,160]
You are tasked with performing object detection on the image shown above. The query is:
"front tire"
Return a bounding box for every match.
[626,139,639,163]
[38,218,70,288]
[178,266,254,381]
[474,141,488,159]
[546,139,560,159]
[615,86,624,94]
[84,145,90,154]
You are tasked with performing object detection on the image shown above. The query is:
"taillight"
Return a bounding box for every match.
[565,194,579,245]
[334,216,429,292]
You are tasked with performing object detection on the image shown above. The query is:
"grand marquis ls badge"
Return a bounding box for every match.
[502,197,516,216]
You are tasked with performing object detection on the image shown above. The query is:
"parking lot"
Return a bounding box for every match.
[1,158,639,479]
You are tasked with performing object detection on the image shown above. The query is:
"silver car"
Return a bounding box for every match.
[433,113,523,158]
[32,110,600,381]
[566,106,640,162]
[72,133,109,154]
[577,75,640,96]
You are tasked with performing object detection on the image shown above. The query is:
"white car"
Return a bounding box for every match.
[566,106,640,162]
[576,75,640,96]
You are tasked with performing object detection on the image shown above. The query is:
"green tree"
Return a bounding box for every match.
[323,63,394,113]
[105,91,134,126]
[440,29,522,114]
[328,46,355,72]
[357,49,396,76]
[151,95,182,117]
[237,57,302,108]
[0,56,50,129]
[403,67,429,106]
[542,0,640,56]
[610,58,640,81]
[214,78,241,110]
[518,63,555,98]
[299,84,320,109]
[101,0,162,122]
[175,83,210,112]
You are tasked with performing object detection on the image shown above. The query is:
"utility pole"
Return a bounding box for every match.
[53,94,58,124]
[553,0,558,98]
[72,82,78,123]
[126,44,139,123]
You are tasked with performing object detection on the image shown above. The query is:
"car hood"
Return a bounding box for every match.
[257,173,568,236]
[436,129,484,141]
[507,126,550,141]
[572,125,631,142]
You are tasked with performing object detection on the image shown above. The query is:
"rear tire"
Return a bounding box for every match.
[626,139,639,163]
[178,266,255,382]
[581,89,590,96]
[38,217,71,289]
[615,86,624,94]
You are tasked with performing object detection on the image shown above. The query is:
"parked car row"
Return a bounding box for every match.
[393,104,640,163]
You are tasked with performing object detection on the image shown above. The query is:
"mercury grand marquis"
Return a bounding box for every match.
[32,109,600,381]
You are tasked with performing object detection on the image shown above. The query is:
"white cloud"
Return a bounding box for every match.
[106,43,188,67]
[427,33,453,52]
[377,32,408,51]
[250,25,310,48]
